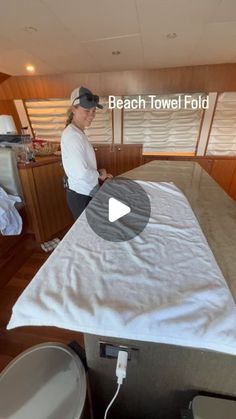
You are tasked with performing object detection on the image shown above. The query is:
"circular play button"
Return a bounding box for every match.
[85,177,151,242]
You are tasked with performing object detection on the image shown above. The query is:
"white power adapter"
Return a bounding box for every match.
[104,350,128,419]
[116,350,128,384]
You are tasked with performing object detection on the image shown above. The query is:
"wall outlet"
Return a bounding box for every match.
[99,341,139,361]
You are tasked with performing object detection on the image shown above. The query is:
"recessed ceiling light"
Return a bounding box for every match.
[166,32,177,39]
[26,65,35,72]
[23,26,38,33]
[112,50,121,55]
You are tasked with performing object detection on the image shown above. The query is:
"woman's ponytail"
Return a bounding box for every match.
[65,109,73,127]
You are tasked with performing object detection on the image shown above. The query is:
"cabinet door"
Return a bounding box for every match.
[93,145,115,175]
[228,167,236,201]
[197,159,214,175]
[115,144,143,175]
[32,161,73,241]
[211,160,236,193]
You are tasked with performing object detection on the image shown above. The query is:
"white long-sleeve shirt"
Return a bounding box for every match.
[61,124,99,196]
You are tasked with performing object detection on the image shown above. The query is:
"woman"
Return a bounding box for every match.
[61,86,113,220]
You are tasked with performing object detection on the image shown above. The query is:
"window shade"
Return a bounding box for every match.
[25,97,112,143]
[85,99,112,144]
[207,92,236,156]
[123,94,205,153]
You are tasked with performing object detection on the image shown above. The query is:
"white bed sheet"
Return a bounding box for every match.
[7,181,236,355]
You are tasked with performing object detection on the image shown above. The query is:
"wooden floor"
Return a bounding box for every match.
[0,235,84,373]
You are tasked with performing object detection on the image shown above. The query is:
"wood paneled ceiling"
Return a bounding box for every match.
[0,0,236,76]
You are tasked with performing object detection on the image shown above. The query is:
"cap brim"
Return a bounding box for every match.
[75,101,103,109]
[83,102,103,109]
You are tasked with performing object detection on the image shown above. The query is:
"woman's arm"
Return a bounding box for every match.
[98,168,113,181]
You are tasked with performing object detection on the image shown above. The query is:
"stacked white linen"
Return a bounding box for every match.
[0,187,22,235]
[7,182,236,355]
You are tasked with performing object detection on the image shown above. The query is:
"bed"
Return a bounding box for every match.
[6,160,236,418]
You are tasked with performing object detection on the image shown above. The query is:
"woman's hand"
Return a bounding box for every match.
[98,168,113,181]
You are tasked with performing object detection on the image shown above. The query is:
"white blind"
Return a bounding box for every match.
[207,92,236,156]
[123,94,205,153]
[85,99,112,144]
[25,98,112,143]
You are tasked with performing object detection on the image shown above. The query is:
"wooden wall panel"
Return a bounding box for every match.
[0,100,22,133]
[0,64,236,100]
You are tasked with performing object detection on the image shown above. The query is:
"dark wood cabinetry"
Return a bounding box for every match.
[210,160,236,192]
[18,146,142,242]
[198,158,236,200]
[142,154,236,201]
[93,145,115,175]
[115,145,143,175]
[17,149,236,245]
[197,159,214,175]
[18,157,73,243]
[93,144,143,176]
[229,172,236,201]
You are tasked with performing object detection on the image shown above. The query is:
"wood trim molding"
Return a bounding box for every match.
[204,92,219,156]
[0,64,236,100]
[121,105,124,145]
[22,99,35,138]
[111,109,114,147]
[196,92,218,156]
[195,108,205,156]
[143,155,236,159]
[143,152,195,156]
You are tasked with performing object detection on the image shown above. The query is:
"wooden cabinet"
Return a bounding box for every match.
[197,158,214,175]
[229,169,236,200]
[93,144,143,176]
[93,145,115,175]
[18,157,73,243]
[115,144,143,175]
[18,146,142,242]
[199,158,236,198]
[141,155,236,202]
[210,159,236,193]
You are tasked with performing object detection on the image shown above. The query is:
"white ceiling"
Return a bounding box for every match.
[0,0,236,76]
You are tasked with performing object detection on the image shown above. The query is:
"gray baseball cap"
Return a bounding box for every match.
[70,86,103,109]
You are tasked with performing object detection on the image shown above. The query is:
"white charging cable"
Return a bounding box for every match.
[104,350,128,419]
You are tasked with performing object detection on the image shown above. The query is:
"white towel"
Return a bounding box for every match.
[7,182,236,355]
[0,187,22,235]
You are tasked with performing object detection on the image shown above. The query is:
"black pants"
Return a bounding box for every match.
[66,189,92,221]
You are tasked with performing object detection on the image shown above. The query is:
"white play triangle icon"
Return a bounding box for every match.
[108,197,131,222]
